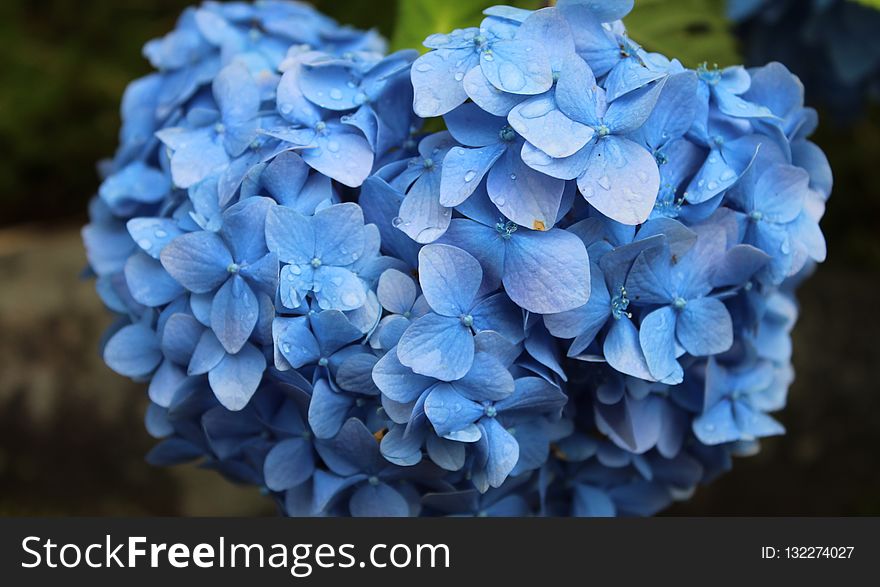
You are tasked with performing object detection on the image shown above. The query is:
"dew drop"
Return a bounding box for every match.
[597,175,611,190]
[289,265,302,275]
[707,181,718,190]
[138,238,151,250]
[463,170,477,183]
[154,229,168,238]
[415,62,433,73]
[392,216,404,228]
[509,173,517,181]
[454,72,464,82]
[329,88,343,100]
[342,292,360,307]
[327,140,340,153]
[720,170,735,181]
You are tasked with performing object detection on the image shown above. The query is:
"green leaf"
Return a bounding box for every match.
[391,0,544,53]
[850,0,880,10]
[625,0,741,68]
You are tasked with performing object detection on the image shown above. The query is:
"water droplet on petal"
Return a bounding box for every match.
[330,88,343,100]
[154,229,167,238]
[454,72,464,82]
[392,216,404,228]
[138,238,151,249]
[463,170,477,183]
[416,62,433,73]
[327,141,340,153]
[342,292,360,307]
[597,175,611,190]
[509,173,517,181]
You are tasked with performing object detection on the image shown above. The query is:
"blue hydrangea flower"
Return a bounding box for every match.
[87,0,832,518]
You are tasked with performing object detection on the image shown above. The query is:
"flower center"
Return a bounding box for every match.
[368,476,380,486]
[422,157,434,169]
[749,210,764,222]
[495,219,518,240]
[226,263,241,274]
[672,297,688,310]
[596,124,610,137]
[214,122,226,134]
[611,286,632,319]
[498,125,516,142]
[311,257,322,268]
[484,405,497,418]
[460,314,474,327]
[697,62,721,86]
[318,357,329,367]
[315,121,327,132]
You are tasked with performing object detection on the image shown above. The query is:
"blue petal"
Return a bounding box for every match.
[639,307,683,384]
[160,313,203,366]
[452,352,515,401]
[554,54,601,126]
[733,402,785,440]
[125,252,184,307]
[508,94,594,158]
[426,435,466,471]
[480,39,553,95]
[310,310,363,355]
[754,164,809,224]
[104,323,161,378]
[481,417,519,488]
[313,266,366,311]
[99,162,170,209]
[213,62,260,156]
[576,136,660,225]
[308,378,355,439]
[380,425,425,467]
[299,62,363,111]
[372,350,436,404]
[692,400,740,445]
[127,217,183,259]
[211,274,258,354]
[398,172,451,244]
[377,269,417,315]
[437,219,506,294]
[312,202,366,266]
[417,244,482,316]
[264,437,315,491]
[160,231,232,294]
[273,316,320,368]
[349,482,410,517]
[572,485,616,517]
[444,102,507,147]
[503,228,590,314]
[469,292,525,343]
[521,140,591,183]
[207,343,266,410]
[315,418,384,476]
[595,394,662,454]
[544,262,609,340]
[440,144,506,207]
[603,316,654,381]
[159,127,229,189]
[219,196,273,263]
[424,385,484,437]
[463,66,526,116]
[301,126,374,188]
[676,297,733,356]
[487,147,565,229]
[188,330,226,375]
[397,314,475,381]
[265,205,315,265]
[411,48,478,117]
[495,377,566,416]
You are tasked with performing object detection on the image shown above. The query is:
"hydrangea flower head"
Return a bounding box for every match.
[86,1,831,517]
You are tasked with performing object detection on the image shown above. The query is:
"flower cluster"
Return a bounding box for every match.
[729,0,880,116]
[85,0,831,516]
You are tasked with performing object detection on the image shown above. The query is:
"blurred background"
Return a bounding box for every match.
[1,0,878,515]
